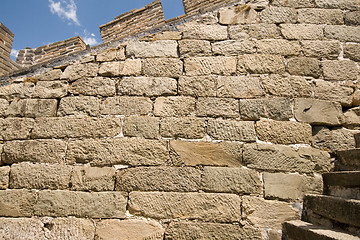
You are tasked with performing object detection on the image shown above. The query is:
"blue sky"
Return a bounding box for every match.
[0,0,185,61]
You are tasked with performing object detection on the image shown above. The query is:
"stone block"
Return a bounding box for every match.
[181,24,228,41]
[301,40,341,59]
[294,98,344,126]
[31,117,122,139]
[207,119,256,142]
[344,107,360,127]
[217,76,265,98]
[261,7,297,23]
[345,11,360,25]
[228,25,250,40]
[219,5,258,25]
[142,58,183,77]
[354,90,360,106]
[99,59,141,76]
[0,82,35,101]
[66,138,169,166]
[202,167,261,194]
[287,57,321,78]
[61,63,98,82]
[184,57,237,76]
[212,40,256,55]
[240,98,293,121]
[160,117,205,139]
[170,140,243,167]
[34,190,127,218]
[7,99,58,118]
[123,116,159,139]
[141,31,182,41]
[281,24,324,40]
[270,0,316,8]
[313,126,358,152]
[238,54,285,74]
[58,96,100,116]
[256,119,312,144]
[323,60,358,81]
[71,165,115,191]
[243,144,332,173]
[324,25,360,42]
[129,192,241,222]
[95,219,164,240]
[101,96,153,116]
[116,166,201,192]
[0,118,34,140]
[69,77,116,97]
[196,97,239,118]
[0,99,9,117]
[154,96,195,117]
[38,69,62,81]
[33,81,68,98]
[118,77,177,97]
[315,0,360,10]
[179,40,212,57]
[257,39,301,56]
[2,140,67,164]
[314,80,354,107]
[260,75,312,97]
[126,40,178,58]
[247,23,282,39]
[298,9,344,24]
[0,218,45,240]
[178,75,217,97]
[97,47,125,62]
[0,189,37,217]
[344,43,360,62]
[0,166,10,189]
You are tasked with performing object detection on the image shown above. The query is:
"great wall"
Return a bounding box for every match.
[0,0,359,239]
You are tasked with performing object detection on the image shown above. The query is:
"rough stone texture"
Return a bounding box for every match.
[196,97,239,118]
[179,75,217,97]
[184,57,237,76]
[181,24,228,41]
[170,140,243,167]
[217,76,265,98]
[238,54,285,74]
[322,60,358,81]
[298,9,344,24]
[212,40,256,55]
[256,119,312,144]
[69,77,116,97]
[263,172,323,200]
[31,117,122,139]
[126,40,178,58]
[271,0,315,8]
[257,39,301,56]
[141,31,182,41]
[344,107,360,127]
[95,219,164,240]
[0,118,34,140]
[314,80,354,107]
[219,5,258,25]
[0,82,35,101]
[287,57,321,78]
[61,63,99,81]
[160,117,205,139]
[99,59,141,76]
[0,99,9,117]
[246,23,282,39]
[7,99,58,118]
[2,140,67,164]
[154,96,195,117]
[294,98,344,126]
[260,75,312,97]
[261,7,297,23]
[281,24,324,40]
[315,0,360,11]
[96,47,125,62]
[116,167,201,192]
[129,192,241,222]
[243,144,332,173]
[313,126,358,152]
[242,196,299,229]
[301,40,341,59]
[179,40,212,57]
[38,69,62,81]
[34,190,127,218]
[33,81,68,98]
[344,43,360,62]
[142,58,183,77]
[71,165,115,191]
[0,189,37,217]
[66,138,169,166]
[10,162,72,190]
[345,11,360,26]
[58,96,101,116]
[324,25,360,42]
[118,77,177,96]
[0,218,46,240]
[0,166,10,190]
[101,96,152,116]
[207,119,256,142]
[202,167,261,194]
[240,98,293,121]
[123,116,160,139]
[354,90,360,106]
[165,222,262,240]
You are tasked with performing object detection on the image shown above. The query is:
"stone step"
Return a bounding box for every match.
[303,195,360,229]
[335,149,360,171]
[323,171,360,200]
[282,220,360,240]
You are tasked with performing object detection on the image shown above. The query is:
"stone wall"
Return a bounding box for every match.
[0,0,360,239]
[0,23,19,76]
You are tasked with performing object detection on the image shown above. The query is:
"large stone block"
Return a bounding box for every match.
[184,57,237,76]
[142,58,183,77]
[0,189,37,217]
[126,40,178,58]
[99,59,141,76]
[66,138,169,166]
[315,0,360,10]
[69,77,116,97]
[238,54,285,74]
[0,118,33,140]
[322,60,358,81]
[179,40,212,57]
[207,119,256,142]
[324,25,360,42]
[181,24,228,41]
[0,218,45,240]
[0,99,9,117]
[123,116,160,139]
[129,192,241,222]
[270,0,316,8]
[0,82,35,101]
[116,166,201,192]
[344,107,360,127]
[0,166,10,190]
[154,96,195,117]
[344,43,360,62]
[345,11,360,25]
[217,76,265,99]
[219,5,258,25]
[58,96,101,116]
[260,75,312,97]
[118,77,177,97]
[301,40,341,59]
[160,117,205,139]
[261,7,297,23]
[7,99,58,118]
[178,75,217,97]
[281,24,324,40]
[287,57,321,78]
[71,165,115,191]
[212,40,256,55]
[246,23,282,39]
[38,69,62,81]
[61,63,99,81]
[101,96,152,116]
[97,47,125,62]
[33,81,68,98]
[257,39,301,56]
[196,97,239,118]
[10,162,71,190]
[313,126,358,152]
[298,9,344,24]
[314,80,354,107]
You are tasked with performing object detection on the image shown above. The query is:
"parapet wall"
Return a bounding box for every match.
[0,23,19,76]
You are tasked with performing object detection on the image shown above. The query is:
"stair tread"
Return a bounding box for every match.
[323,171,360,188]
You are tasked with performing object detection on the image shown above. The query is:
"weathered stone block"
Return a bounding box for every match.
[354,90,360,106]
[0,166,10,189]
[0,82,35,101]
[219,5,258,25]
[34,190,127,218]
[38,69,62,81]
[0,218,45,240]
[256,119,312,144]
[101,96,153,116]
[129,192,241,222]
[97,47,125,62]
[315,0,360,10]
[270,0,315,8]
[298,9,344,24]
[207,119,256,142]
[179,40,212,57]
[247,23,282,39]
[260,75,312,97]
[0,189,37,217]
[7,99,58,118]
[99,59,141,76]
[228,25,250,40]
[58,96,100,116]
[141,31,182,41]
[66,138,169,166]
[196,97,239,118]
[313,126,358,152]
[344,43,360,62]
[118,77,177,96]
[116,167,201,192]
[217,76,265,98]
[345,11,360,25]
[71,165,115,191]
[281,24,324,40]
[142,58,183,77]
[238,54,285,74]
[61,63,99,81]
[261,7,297,23]
[344,107,360,127]
[322,60,358,81]
[33,81,68,98]
[257,39,301,56]
[0,118,33,140]
[126,40,178,58]
[325,25,360,42]
[178,75,217,97]
[0,99,9,117]
[160,117,205,139]
[185,57,237,76]
[123,116,159,139]
[287,57,321,78]
[181,24,228,41]
[301,40,341,59]
[314,80,354,107]
[154,96,195,117]
[69,77,116,97]
[2,140,67,164]
[212,40,256,55]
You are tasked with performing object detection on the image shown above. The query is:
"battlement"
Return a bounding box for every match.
[0,23,19,76]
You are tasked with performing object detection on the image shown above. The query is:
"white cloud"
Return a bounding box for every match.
[82,30,99,46]
[10,49,19,58]
[49,0,80,26]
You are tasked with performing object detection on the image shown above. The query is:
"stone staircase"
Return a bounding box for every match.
[283,133,360,240]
